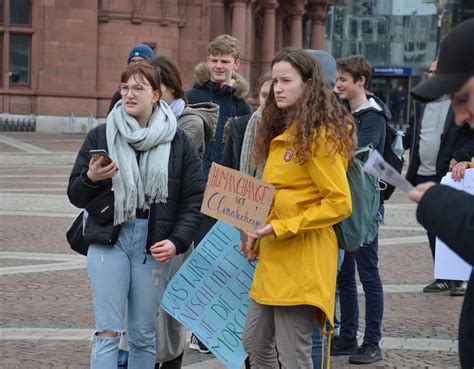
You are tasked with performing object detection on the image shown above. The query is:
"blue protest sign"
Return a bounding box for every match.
[161,221,256,369]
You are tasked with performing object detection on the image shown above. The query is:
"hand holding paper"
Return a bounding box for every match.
[363,150,413,193]
[408,182,436,204]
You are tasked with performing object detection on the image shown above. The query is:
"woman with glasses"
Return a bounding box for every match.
[67,62,204,369]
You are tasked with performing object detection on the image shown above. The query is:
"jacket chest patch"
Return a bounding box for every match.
[284,149,294,162]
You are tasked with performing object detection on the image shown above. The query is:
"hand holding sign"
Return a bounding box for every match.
[240,224,274,262]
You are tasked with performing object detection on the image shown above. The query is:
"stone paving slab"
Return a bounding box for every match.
[379,242,434,285]
[0,134,52,154]
[0,193,77,214]
[0,132,86,152]
[0,216,76,253]
[0,153,77,166]
[0,341,462,369]
[0,327,458,352]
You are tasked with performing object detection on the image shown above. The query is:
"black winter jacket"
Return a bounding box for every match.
[417,185,474,369]
[221,113,252,171]
[404,102,474,185]
[67,123,205,255]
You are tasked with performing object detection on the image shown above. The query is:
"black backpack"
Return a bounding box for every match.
[353,113,404,201]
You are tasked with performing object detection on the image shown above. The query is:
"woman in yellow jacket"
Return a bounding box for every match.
[242,48,356,369]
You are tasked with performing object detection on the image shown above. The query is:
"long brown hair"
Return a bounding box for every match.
[149,56,185,99]
[253,47,356,166]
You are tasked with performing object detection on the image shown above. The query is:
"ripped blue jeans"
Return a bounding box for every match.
[87,218,170,369]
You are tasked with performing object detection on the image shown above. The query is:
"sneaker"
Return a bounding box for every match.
[348,341,382,364]
[197,339,210,354]
[450,281,467,296]
[189,334,199,350]
[330,335,358,356]
[423,279,451,292]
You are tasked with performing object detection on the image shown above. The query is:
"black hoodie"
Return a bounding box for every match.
[352,95,392,154]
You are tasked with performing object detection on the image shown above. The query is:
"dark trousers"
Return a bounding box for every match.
[338,206,384,344]
[415,174,441,260]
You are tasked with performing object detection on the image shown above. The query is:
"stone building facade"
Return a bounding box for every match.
[1,0,334,132]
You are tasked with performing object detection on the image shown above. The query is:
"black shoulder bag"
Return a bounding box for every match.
[66,191,121,256]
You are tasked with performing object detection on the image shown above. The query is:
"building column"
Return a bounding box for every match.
[307,0,334,50]
[231,0,249,78]
[261,0,279,72]
[288,3,305,48]
[210,0,226,39]
[244,1,256,81]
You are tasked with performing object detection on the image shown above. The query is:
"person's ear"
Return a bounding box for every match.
[152,90,161,104]
[234,58,241,71]
[358,76,366,89]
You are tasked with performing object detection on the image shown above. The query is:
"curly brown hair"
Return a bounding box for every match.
[253,47,356,166]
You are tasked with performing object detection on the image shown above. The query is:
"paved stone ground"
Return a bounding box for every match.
[0,132,466,368]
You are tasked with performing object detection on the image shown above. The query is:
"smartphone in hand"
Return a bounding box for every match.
[89,149,113,167]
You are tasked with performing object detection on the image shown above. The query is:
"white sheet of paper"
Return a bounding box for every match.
[363,150,413,193]
[434,170,474,281]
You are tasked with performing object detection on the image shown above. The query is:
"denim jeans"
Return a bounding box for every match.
[337,206,384,345]
[312,250,345,369]
[88,218,170,369]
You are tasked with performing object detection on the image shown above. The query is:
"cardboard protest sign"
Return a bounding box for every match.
[201,163,275,231]
[161,221,256,369]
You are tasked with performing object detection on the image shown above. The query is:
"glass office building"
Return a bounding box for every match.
[324,0,468,119]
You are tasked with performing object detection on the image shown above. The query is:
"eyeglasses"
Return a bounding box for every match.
[119,84,148,96]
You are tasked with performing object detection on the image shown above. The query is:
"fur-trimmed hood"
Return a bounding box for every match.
[192,61,250,100]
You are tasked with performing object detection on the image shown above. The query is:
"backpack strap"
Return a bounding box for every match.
[355,145,373,155]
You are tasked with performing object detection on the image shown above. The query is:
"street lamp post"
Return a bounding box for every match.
[435,6,446,56]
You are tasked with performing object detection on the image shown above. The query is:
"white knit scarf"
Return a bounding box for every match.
[106,100,177,225]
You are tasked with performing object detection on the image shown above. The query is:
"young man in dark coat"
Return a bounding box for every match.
[185,34,251,177]
[185,34,251,355]
[409,18,474,369]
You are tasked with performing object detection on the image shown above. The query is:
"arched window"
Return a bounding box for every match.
[0,0,33,87]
